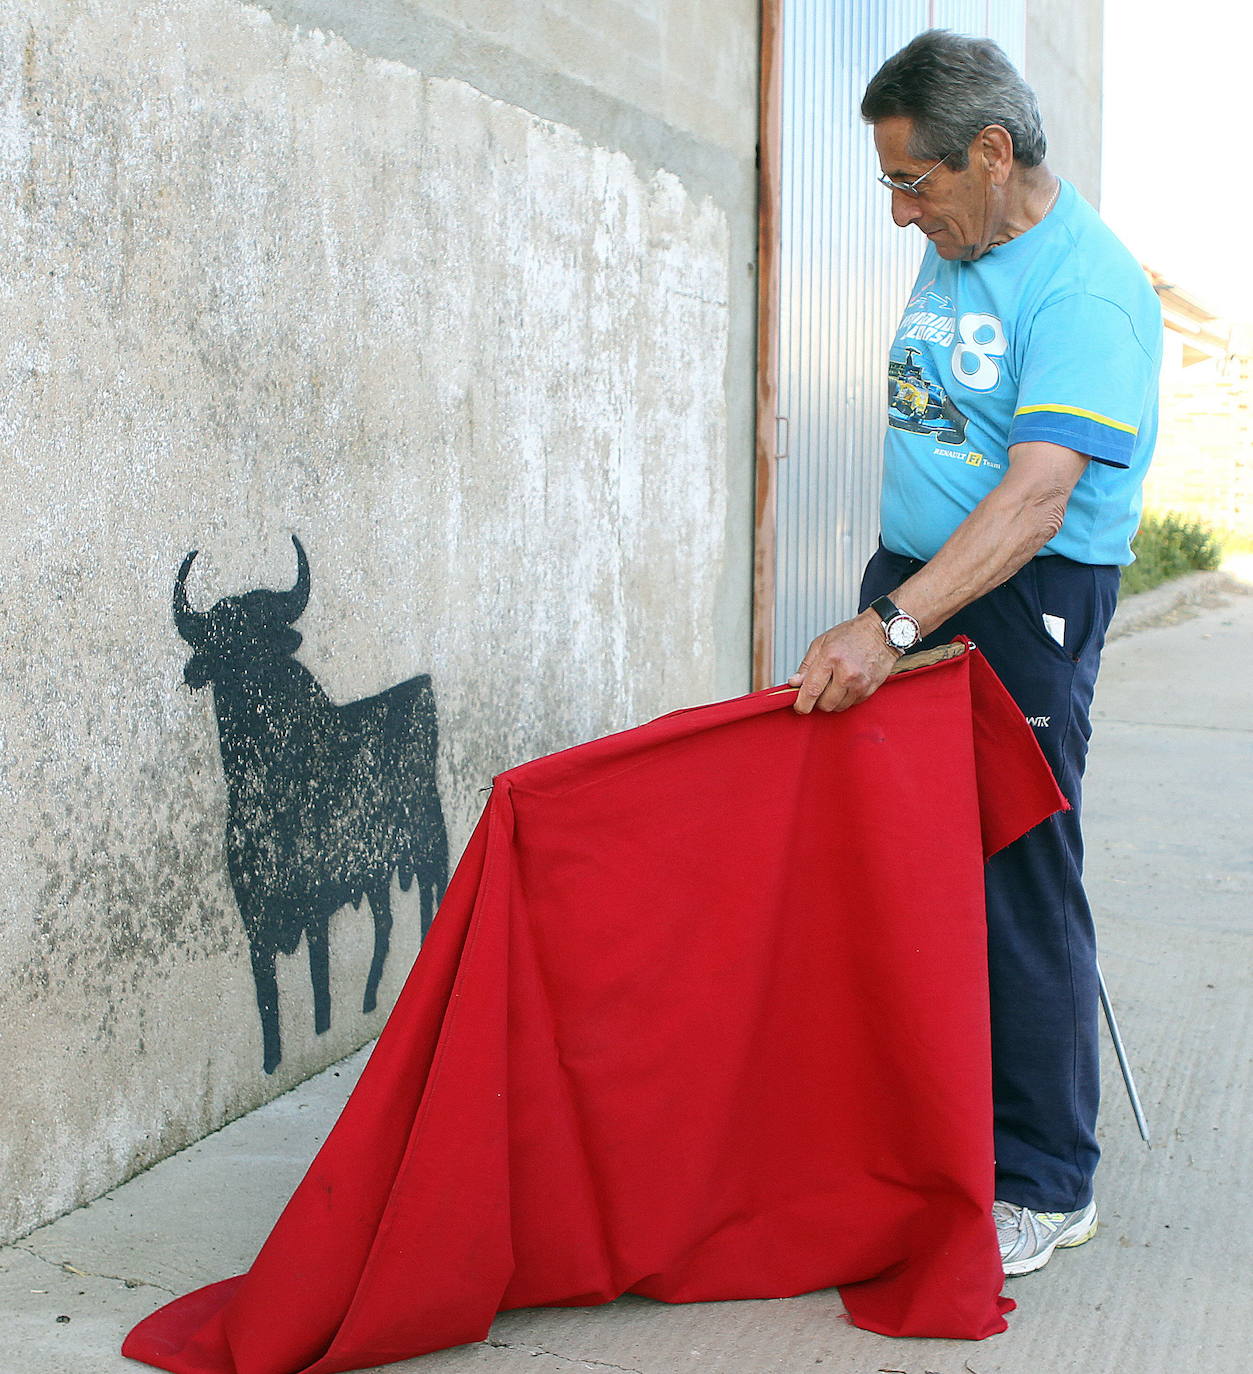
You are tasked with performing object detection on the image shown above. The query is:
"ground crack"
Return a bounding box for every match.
[484,1338,644,1374]
[12,1243,177,1296]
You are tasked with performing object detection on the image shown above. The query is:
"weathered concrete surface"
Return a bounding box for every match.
[1025,0,1103,205]
[0,0,753,1243]
[4,573,1249,1373]
[251,0,760,168]
[245,0,762,697]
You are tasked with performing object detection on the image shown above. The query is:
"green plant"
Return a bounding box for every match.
[1121,511,1224,596]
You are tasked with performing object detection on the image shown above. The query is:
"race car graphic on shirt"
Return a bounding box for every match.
[888,346,970,446]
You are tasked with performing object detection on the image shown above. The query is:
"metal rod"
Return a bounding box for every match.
[1096,960,1151,1146]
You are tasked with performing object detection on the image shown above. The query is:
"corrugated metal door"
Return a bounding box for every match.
[772,1,1026,682]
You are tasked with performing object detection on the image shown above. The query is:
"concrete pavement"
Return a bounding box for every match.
[5,569,1250,1374]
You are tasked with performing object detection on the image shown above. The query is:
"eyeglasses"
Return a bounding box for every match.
[877,154,952,197]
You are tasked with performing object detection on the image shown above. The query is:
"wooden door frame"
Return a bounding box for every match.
[752,0,783,690]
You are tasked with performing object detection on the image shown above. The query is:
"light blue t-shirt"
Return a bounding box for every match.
[880,179,1162,566]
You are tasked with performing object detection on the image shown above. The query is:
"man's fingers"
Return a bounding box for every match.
[815,679,847,713]
[826,663,876,712]
[791,658,833,714]
[821,662,876,712]
[794,661,858,715]
[789,642,823,706]
[794,659,875,715]
[792,674,824,714]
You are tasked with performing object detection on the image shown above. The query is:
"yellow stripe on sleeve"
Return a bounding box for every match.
[1013,403,1138,436]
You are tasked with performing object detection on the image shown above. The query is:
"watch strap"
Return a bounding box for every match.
[870,595,905,625]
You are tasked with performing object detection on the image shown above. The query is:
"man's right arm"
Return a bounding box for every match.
[789,440,1087,715]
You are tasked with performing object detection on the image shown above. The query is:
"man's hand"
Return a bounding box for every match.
[788,610,899,715]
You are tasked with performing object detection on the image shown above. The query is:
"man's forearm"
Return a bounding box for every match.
[789,442,1088,714]
[886,442,1088,635]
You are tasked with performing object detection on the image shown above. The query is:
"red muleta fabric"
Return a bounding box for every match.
[124,644,1065,1374]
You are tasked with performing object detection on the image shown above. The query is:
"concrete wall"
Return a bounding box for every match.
[0,0,759,1242]
[1026,0,1104,205]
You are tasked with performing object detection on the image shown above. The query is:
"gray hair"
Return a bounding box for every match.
[860,30,1046,169]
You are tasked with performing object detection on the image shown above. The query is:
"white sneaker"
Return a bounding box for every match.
[993,1198,1098,1276]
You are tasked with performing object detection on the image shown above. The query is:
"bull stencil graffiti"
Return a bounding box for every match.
[174,535,448,1074]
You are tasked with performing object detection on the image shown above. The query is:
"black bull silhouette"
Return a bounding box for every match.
[174,536,448,1074]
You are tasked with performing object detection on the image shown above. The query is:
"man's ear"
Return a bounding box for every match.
[978,125,1015,185]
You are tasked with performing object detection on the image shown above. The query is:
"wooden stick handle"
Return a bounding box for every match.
[888,640,970,675]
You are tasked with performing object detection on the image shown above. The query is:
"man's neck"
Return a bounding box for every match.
[986,166,1059,249]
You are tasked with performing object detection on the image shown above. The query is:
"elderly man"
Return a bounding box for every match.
[789,31,1161,1276]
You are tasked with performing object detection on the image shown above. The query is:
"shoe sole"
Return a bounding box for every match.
[1003,1210,1098,1278]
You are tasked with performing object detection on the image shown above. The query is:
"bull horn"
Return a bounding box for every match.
[277,535,310,624]
[172,550,208,645]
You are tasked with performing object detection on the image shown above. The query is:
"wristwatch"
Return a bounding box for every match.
[869,595,922,654]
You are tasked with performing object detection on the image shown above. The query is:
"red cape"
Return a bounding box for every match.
[125,644,1064,1373]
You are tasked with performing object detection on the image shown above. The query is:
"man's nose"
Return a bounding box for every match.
[891,190,922,228]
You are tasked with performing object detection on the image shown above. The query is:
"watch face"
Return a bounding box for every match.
[887,617,919,649]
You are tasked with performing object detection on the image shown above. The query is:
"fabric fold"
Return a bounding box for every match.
[125,644,1063,1373]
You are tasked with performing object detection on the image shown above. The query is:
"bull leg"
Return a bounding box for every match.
[420,881,436,939]
[363,885,392,1014]
[307,920,332,1036]
[248,943,283,1075]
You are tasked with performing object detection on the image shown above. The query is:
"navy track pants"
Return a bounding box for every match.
[860,543,1121,1211]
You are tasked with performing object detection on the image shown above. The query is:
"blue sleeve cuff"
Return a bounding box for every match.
[1009,409,1134,469]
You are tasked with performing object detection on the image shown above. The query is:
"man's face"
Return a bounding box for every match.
[872,117,993,261]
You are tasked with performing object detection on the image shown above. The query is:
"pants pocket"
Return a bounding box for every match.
[1031,559,1119,662]
[1019,559,1081,662]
